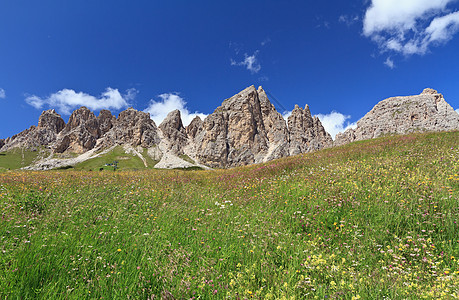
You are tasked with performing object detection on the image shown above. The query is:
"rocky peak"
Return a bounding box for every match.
[334,88,459,146]
[288,104,332,155]
[159,109,188,154]
[192,85,266,167]
[186,116,203,139]
[421,88,439,95]
[288,105,313,132]
[160,110,185,132]
[117,108,149,126]
[37,109,65,133]
[257,85,289,160]
[54,107,101,153]
[98,110,116,135]
[64,107,99,133]
[1,109,66,151]
[99,108,160,148]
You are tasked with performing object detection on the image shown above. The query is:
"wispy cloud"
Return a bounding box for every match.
[0,88,5,99]
[315,111,357,140]
[384,57,395,69]
[231,51,262,74]
[258,76,269,82]
[261,37,271,46]
[144,93,207,127]
[25,88,135,115]
[363,0,459,56]
[339,15,360,26]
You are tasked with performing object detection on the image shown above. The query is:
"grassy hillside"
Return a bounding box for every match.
[0,148,42,171]
[72,146,157,171]
[0,132,458,299]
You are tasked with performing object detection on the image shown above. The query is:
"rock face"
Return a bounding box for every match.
[186,116,204,139]
[257,87,290,161]
[159,110,188,154]
[98,110,116,136]
[288,105,333,155]
[1,109,65,151]
[191,86,269,167]
[100,108,161,148]
[38,109,66,133]
[189,85,330,168]
[54,107,101,153]
[335,88,459,146]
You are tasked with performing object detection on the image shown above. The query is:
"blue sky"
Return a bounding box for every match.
[1,0,459,139]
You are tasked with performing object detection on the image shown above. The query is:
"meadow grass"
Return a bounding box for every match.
[0,131,458,299]
[0,148,41,171]
[72,146,153,171]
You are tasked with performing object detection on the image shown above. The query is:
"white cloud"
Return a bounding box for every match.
[384,57,395,69]
[426,11,459,42]
[456,108,459,114]
[363,0,459,55]
[231,51,261,74]
[281,110,356,140]
[144,93,207,127]
[315,112,357,140]
[282,110,292,120]
[25,88,134,115]
[0,88,5,99]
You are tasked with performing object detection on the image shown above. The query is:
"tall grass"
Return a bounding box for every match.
[0,132,458,299]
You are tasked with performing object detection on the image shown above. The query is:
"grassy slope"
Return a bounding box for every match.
[0,132,458,299]
[72,146,153,171]
[0,148,41,171]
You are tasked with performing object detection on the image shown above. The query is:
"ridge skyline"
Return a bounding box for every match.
[1,85,457,171]
[3,84,454,141]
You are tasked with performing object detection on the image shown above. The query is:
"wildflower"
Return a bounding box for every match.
[117,249,121,252]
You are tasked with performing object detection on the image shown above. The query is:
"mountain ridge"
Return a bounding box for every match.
[1,86,458,170]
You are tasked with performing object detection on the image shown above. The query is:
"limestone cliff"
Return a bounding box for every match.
[335,88,459,146]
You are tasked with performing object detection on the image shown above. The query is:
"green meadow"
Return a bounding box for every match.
[0,132,458,299]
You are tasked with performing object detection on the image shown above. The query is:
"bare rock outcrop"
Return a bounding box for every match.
[288,104,333,155]
[37,109,66,133]
[98,110,116,136]
[190,85,330,168]
[186,116,204,139]
[192,86,272,167]
[1,109,65,151]
[335,88,459,146]
[257,86,290,161]
[54,107,100,153]
[159,110,188,154]
[100,108,160,148]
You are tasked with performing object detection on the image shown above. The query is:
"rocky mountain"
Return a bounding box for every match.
[1,109,65,151]
[1,86,457,170]
[335,88,459,146]
[288,104,333,155]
